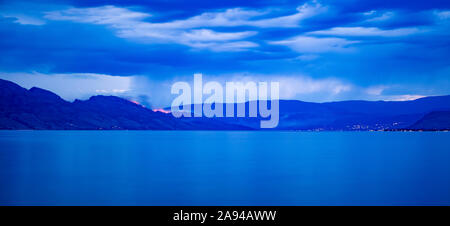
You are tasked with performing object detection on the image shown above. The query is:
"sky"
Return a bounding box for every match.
[0,0,449,107]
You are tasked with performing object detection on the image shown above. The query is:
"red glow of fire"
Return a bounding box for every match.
[128,100,146,108]
[130,100,140,105]
[152,108,171,114]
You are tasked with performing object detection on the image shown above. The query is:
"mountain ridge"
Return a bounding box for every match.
[1,78,449,130]
[408,111,450,131]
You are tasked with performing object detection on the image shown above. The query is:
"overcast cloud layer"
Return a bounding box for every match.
[0,0,449,107]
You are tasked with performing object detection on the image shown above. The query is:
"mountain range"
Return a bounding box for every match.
[1,78,449,130]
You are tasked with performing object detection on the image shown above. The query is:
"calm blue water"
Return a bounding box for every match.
[0,131,449,206]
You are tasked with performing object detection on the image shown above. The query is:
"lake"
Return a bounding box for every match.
[0,131,449,205]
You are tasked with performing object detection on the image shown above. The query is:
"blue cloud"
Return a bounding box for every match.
[0,0,449,105]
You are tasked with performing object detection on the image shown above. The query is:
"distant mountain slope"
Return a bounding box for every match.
[175,96,450,130]
[1,78,450,130]
[0,79,247,130]
[408,111,450,130]
[0,78,169,129]
[278,97,450,130]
